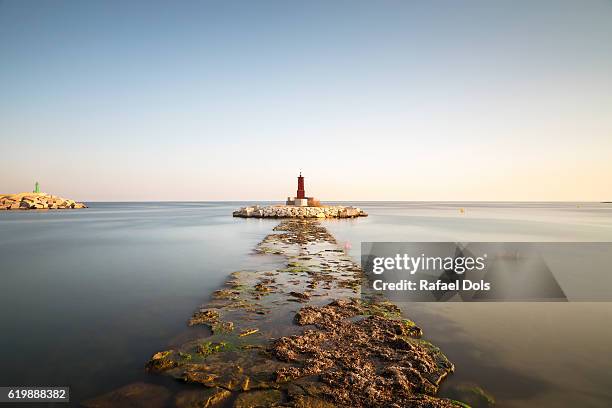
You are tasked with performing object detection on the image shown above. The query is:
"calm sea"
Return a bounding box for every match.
[1,201,611,407]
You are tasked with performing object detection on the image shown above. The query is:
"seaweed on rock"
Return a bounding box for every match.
[137,219,461,408]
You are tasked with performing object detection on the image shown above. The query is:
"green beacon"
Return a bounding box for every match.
[33,181,40,194]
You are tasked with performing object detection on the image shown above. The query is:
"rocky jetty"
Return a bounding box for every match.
[233,205,367,219]
[86,219,469,408]
[0,193,87,210]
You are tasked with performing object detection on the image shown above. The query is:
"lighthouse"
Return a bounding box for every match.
[286,172,315,206]
[296,172,305,199]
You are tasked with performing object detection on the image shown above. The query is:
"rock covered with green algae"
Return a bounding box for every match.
[141,219,459,407]
[271,298,456,407]
[185,220,365,341]
[293,298,423,338]
[146,350,179,372]
[145,331,291,396]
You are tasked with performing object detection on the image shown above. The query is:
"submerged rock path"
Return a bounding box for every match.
[84,219,460,408]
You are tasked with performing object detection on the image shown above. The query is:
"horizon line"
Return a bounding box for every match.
[77,199,611,203]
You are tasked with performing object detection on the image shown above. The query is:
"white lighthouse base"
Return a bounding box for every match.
[286,197,309,206]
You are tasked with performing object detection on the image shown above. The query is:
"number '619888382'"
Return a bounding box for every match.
[1,387,69,403]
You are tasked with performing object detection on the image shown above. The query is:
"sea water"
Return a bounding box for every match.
[323,201,612,407]
[1,201,611,406]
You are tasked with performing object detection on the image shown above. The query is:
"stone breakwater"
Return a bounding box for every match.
[233,205,367,219]
[82,220,477,408]
[0,193,87,210]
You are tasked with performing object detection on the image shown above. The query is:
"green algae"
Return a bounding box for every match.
[360,299,402,319]
[145,350,178,372]
[178,351,192,361]
[196,341,229,356]
[211,321,235,334]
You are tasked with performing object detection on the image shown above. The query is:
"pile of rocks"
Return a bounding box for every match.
[0,193,87,210]
[233,205,367,219]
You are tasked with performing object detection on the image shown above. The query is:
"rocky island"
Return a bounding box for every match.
[1,193,87,210]
[233,173,367,219]
[1,187,87,210]
[233,204,367,219]
[1,182,86,211]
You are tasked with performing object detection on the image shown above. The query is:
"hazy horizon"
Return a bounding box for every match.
[2,1,611,202]
[3,198,606,204]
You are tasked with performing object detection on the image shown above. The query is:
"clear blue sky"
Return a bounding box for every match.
[1,0,611,201]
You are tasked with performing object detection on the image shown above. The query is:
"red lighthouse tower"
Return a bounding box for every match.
[296,172,305,199]
[286,172,314,206]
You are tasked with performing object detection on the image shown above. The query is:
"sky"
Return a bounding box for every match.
[1,0,611,201]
